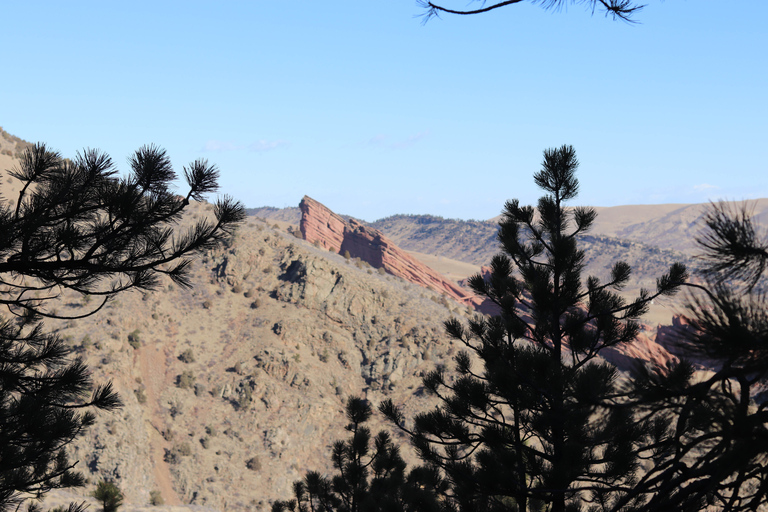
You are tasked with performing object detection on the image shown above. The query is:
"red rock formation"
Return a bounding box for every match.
[601,331,679,375]
[653,314,717,368]
[457,265,492,289]
[300,196,488,311]
[299,196,346,252]
[298,196,694,374]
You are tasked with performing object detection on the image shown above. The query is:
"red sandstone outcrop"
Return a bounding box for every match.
[298,196,346,253]
[457,265,492,289]
[300,196,488,311]
[602,331,679,375]
[299,196,693,375]
[653,314,720,369]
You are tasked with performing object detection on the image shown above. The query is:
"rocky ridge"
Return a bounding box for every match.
[22,204,475,512]
[35,200,682,512]
[255,202,699,307]
[299,195,487,311]
[1,129,758,512]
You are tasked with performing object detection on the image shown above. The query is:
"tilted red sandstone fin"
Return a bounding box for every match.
[299,195,488,312]
[298,195,689,375]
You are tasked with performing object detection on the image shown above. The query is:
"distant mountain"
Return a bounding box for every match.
[370,214,498,265]
[589,201,768,255]
[380,215,697,312]
[248,199,768,261]
[245,206,301,225]
[249,197,768,302]
[248,202,708,325]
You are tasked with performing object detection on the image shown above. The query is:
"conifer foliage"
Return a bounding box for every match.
[279,146,768,510]
[418,0,644,23]
[92,480,123,512]
[0,143,244,510]
[627,200,768,512]
[381,145,688,511]
[273,397,445,512]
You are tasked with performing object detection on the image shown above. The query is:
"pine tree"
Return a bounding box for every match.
[92,480,123,512]
[273,397,445,512]
[0,143,244,510]
[418,0,644,23]
[381,145,688,511]
[610,201,768,511]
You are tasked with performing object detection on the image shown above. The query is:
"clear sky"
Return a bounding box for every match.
[1,1,766,222]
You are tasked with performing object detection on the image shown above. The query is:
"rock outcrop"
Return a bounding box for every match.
[654,314,718,369]
[300,196,486,311]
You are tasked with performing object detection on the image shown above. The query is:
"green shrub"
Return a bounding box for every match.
[127,329,141,349]
[164,443,192,464]
[178,349,195,363]
[149,490,164,506]
[176,370,196,389]
[178,442,192,456]
[236,386,253,411]
[245,456,261,471]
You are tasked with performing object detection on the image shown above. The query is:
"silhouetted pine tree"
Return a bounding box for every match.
[609,201,768,511]
[381,145,688,512]
[0,143,244,511]
[92,480,123,512]
[418,0,644,23]
[273,397,446,512]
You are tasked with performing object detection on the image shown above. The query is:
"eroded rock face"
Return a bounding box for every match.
[602,331,679,375]
[300,196,485,311]
[299,196,346,252]
[654,314,717,369]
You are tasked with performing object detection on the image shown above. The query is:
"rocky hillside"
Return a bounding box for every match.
[250,203,700,303]
[588,201,768,255]
[31,205,685,512]
[244,206,301,225]
[299,196,491,312]
[1,128,758,512]
[20,203,480,512]
[0,126,35,158]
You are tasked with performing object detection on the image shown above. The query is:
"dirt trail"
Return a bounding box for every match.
[137,343,182,506]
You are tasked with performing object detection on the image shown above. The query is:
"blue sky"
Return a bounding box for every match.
[1,1,766,221]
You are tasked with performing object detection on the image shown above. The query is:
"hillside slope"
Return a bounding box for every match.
[370,214,695,300]
[17,207,471,511]
[589,201,768,255]
[1,128,758,511]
